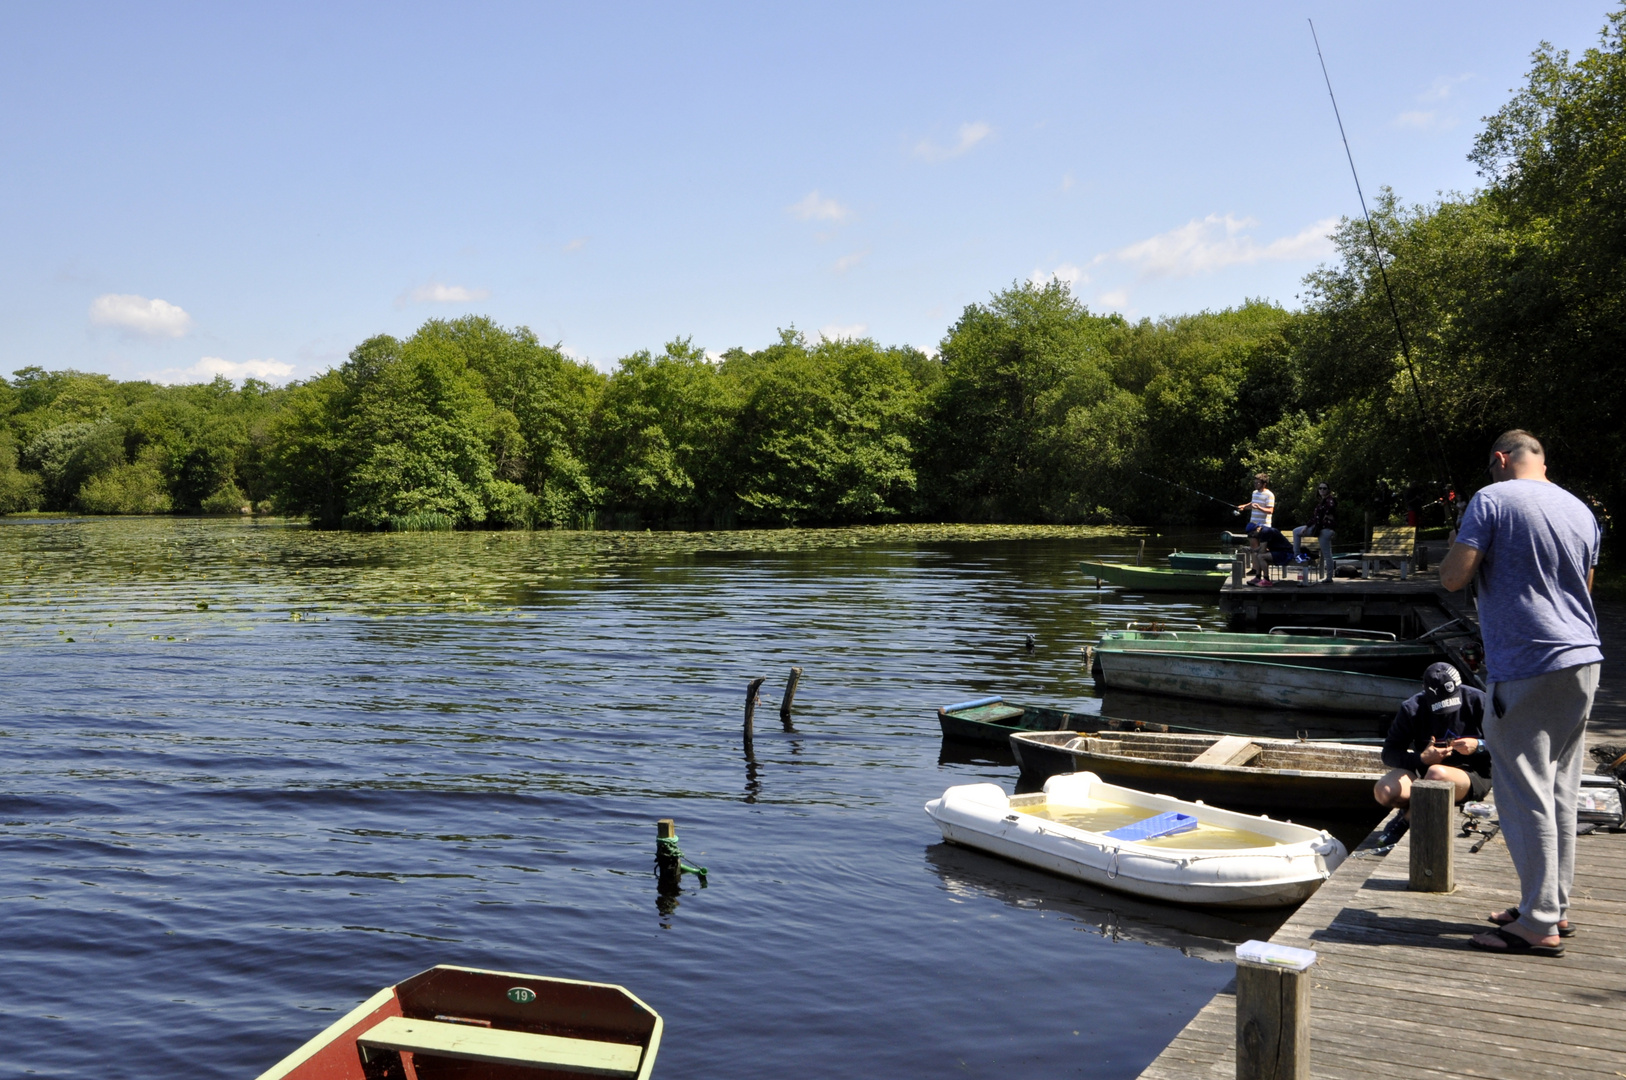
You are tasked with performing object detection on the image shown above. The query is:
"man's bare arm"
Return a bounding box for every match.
[1438,542,1482,592]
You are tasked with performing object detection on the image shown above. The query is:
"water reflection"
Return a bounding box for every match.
[922,843,1287,962]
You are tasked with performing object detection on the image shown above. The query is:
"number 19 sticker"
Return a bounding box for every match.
[507,987,536,1004]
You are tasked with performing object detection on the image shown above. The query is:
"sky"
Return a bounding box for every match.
[0,2,1615,384]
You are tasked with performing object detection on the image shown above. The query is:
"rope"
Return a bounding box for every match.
[656,835,708,882]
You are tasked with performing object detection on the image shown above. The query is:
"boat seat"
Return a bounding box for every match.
[359,1016,643,1077]
[1188,736,1263,767]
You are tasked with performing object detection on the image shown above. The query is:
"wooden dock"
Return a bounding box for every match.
[1139,590,1626,1080]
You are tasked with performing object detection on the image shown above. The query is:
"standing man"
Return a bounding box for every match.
[1237,472,1274,531]
[1293,481,1337,580]
[1439,430,1602,958]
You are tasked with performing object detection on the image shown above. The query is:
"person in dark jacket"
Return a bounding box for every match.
[1245,524,1299,587]
[1372,662,1492,845]
[1292,482,1337,580]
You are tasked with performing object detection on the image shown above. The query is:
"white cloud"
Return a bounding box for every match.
[1105,214,1337,279]
[789,190,850,223]
[563,237,587,253]
[1096,290,1130,311]
[1059,172,1075,192]
[89,293,193,338]
[396,282,491,307]
[146,357,295,385]
[815,323,868,343]
[914,121,993,162]
[834,249,869,273]
[1028,262,1086,289]
[1395,74,1471,130]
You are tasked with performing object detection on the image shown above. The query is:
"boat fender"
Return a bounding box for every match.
[943,695,1003,712]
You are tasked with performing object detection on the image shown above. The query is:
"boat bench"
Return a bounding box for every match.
[1360,526,1416,580]
[1188,735,1262,767]
[359,1016,643,1077]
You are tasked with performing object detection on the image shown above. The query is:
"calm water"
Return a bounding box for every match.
[0,518,1358,1079]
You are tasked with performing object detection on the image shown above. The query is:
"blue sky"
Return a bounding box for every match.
[0,2,1613,384]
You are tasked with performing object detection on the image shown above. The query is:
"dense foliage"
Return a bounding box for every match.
[4,13,1623,533]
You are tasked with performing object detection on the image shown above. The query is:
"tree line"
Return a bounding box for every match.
[2,11,1622,535]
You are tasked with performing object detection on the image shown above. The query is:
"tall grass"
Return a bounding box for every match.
[387,511,456,532]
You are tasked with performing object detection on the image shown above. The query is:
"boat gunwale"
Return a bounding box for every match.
[1009,731,1385,784]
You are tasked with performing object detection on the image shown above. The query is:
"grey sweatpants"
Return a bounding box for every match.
[1484,663,1600,938]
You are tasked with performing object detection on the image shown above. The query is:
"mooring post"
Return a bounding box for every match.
[1232,554,1244,586]
[1409,779,1456,892]
[1235,942,1314,1080]
[744,676,765,756]
[779,666,802,726]
[655,818,682,892]
[1136,538,1146,566]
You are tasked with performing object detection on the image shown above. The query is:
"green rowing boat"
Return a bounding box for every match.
[936,696,1091,744]
[1166,552,1237,571]
[1091,628,1440,677]
[1081,559,1227,592]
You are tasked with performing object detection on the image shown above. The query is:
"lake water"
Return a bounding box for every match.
[0,517,1372,1079]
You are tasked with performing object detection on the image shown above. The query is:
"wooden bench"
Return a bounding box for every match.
[1360,525,1416,580]
[359,1016,643,1077]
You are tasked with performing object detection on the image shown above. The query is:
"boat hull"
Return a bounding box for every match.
[925,775,1346,908]
[1093,650,1418,715]
[1009,730,1384,812]
[1080,560,1227,592]
[1094,630,1440,677]
[938,701,1089,745]
[256,966,662,1080]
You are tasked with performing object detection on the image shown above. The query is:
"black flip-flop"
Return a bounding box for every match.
[1487,907,1575,938]
[1469,925,1565,957]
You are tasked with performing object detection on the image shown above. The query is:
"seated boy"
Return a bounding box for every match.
[1244,524,1297,586]
[1373,662,1492,845]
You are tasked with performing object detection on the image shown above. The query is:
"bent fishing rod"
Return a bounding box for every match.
[1135,470,1242,516]
[1308,20,1455,491]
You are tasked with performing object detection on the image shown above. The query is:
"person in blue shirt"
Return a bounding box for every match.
[1440,429,1602,958]
[1372,662,1492,847]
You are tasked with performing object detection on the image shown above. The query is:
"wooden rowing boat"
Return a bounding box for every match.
[1092,649,1419,714]
[1008,729,1386,812]
[926,772,1347,907]
[255,965,662,1080]
[937,696,1093,744]
[1092,628,1440,677]
[1080,560,1227,592]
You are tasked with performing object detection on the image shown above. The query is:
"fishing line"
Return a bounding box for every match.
[1135,469,1242,517]
[1308,20,1454,489]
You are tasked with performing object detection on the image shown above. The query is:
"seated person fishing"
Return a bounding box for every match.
[1373,662,1492,846]
[1244,524,1298,586]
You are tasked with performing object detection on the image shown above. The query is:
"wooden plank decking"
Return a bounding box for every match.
[1139,592,1626,1080]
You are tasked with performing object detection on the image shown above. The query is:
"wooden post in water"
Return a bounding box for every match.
[1236,959,1311,1080]
[779,666,802,726]
[1136,539,1146,566]
[655,819,682,892]
[1409,779,1456,892]
[743,677,766,756]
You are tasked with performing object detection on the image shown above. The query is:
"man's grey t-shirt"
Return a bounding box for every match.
[1456,478,1602,682]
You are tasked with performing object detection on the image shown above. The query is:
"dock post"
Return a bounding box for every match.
[1232,555,1244,586]
[743,677,766,756]
[1136,539,1145,565]
[1236,954,1311,1080]
[779,666,802,726]
[1409,779,1456,892]
[655,819,682,892]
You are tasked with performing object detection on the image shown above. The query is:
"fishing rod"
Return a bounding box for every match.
[1308,20,1455,490]
[1135,469,1242,517]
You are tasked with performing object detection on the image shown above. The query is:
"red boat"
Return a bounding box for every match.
[255,965,663,1080]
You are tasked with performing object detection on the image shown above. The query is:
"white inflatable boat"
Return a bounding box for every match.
[925,772,1347,908]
